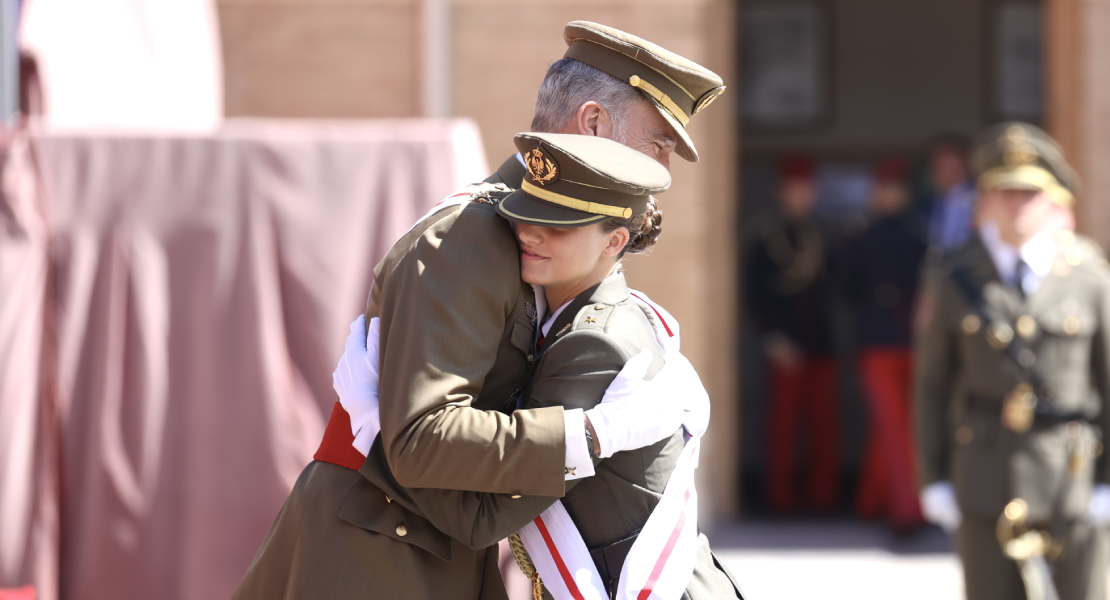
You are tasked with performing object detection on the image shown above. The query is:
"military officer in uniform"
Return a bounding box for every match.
[914,122,1110,600]
[233,22,728,600]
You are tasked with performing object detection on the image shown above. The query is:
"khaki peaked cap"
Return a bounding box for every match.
[971,121,1080,207]
[563,21,726,163]
[497,132,671,228]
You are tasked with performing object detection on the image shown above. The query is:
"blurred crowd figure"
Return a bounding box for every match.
[745,156,840,514]
[744,137,976,529]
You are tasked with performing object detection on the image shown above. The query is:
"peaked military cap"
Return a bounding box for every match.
[497,132,671,228]
[971,121,1080,207]
[563,21,726,163]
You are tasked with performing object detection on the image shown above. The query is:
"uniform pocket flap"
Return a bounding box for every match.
[339,478,453,561]
[510,319,534,354]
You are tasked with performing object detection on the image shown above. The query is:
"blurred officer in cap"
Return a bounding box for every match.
[847,157,928,531]
[914,122,1110,600]
[746,155,841,513]
[234,21,729,600]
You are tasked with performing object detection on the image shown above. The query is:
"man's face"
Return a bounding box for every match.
[612,97,679,171]
[930,146,968,193]
[978,187,1071,245]
[563,96,679,170]
[779,178,816,219]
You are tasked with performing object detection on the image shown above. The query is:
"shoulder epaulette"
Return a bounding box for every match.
[572,302,616,333]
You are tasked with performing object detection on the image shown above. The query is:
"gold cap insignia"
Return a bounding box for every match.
[524,148,559,186]
[1003,125,1037,168]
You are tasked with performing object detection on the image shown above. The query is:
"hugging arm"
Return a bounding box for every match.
[373,206,567,497]
[387,331,630,549]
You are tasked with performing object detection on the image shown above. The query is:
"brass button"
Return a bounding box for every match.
[1016,315,1037,339]
[956,426,974,445]
[511,492,522,499]
[396,525,408,537]
[594,304,606,310]
[527,354,534,364]
[961,315,981,335]
[1063,315,1081,335]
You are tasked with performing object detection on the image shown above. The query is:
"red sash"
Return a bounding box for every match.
[313,402,365,470]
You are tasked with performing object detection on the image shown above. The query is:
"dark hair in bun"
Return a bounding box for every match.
[599,196,663,258]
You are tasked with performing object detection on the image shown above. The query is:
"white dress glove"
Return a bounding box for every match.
[585,346,706,459]
[332,315,382,455]
[1088,484,1110,526]
[920,481,962,534]
[627,289,710,438]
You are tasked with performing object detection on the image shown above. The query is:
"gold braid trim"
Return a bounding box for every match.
[508,533,545,600]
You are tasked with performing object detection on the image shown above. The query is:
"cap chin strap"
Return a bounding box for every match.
[629,75,690,127]
[522,180,633,218]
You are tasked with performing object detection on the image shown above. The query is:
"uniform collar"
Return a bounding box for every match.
[537,273,630,346]
[979,221,1055,281]
[483,154,527,189]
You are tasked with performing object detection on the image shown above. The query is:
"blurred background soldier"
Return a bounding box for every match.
[746,156,840,513]
[924,135,976,252]
[845,158,928,531]
[914,122,1110,600]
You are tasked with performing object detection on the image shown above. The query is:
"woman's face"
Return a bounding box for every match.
[513,222,628,293]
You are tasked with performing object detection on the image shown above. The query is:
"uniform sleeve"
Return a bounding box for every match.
[374,205,566,497]
[913,270,958,487]
[1090,273,1110,484]
[385,330,626,549]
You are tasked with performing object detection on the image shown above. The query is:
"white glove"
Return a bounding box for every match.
[332,315,382,455]
[920,481,962,534]
[585,348,703,459]
[1088,484,1110,526]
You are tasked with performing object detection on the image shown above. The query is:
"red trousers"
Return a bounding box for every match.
[855,348,924,528]
[766,356,840,512]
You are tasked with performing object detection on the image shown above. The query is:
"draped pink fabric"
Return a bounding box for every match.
[0,119,488,600]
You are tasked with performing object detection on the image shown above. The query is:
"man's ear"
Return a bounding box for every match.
[574,101,613,138]
[603,227,630,257]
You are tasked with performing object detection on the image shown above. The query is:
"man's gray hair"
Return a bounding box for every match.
[530,58,645,140]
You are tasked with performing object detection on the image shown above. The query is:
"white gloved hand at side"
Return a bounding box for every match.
[626,290,710,438]
[585,344,708,459]
[920,481,962,534]
[332,315,382,455]
[1088,484,1110,526]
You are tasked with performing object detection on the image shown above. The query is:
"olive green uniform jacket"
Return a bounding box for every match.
[234,158,568,600]
[366,273,743,599]
[914,233,1110,600]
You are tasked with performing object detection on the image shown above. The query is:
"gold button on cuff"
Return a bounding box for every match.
[961,315,981,335]
[1063,315,1081,335]
[956,426,974,445]
[396,525,408,537]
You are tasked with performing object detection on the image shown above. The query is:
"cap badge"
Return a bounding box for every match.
[1003,125,1037,168]
[524,148,559,186]
[693,87,725,115]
